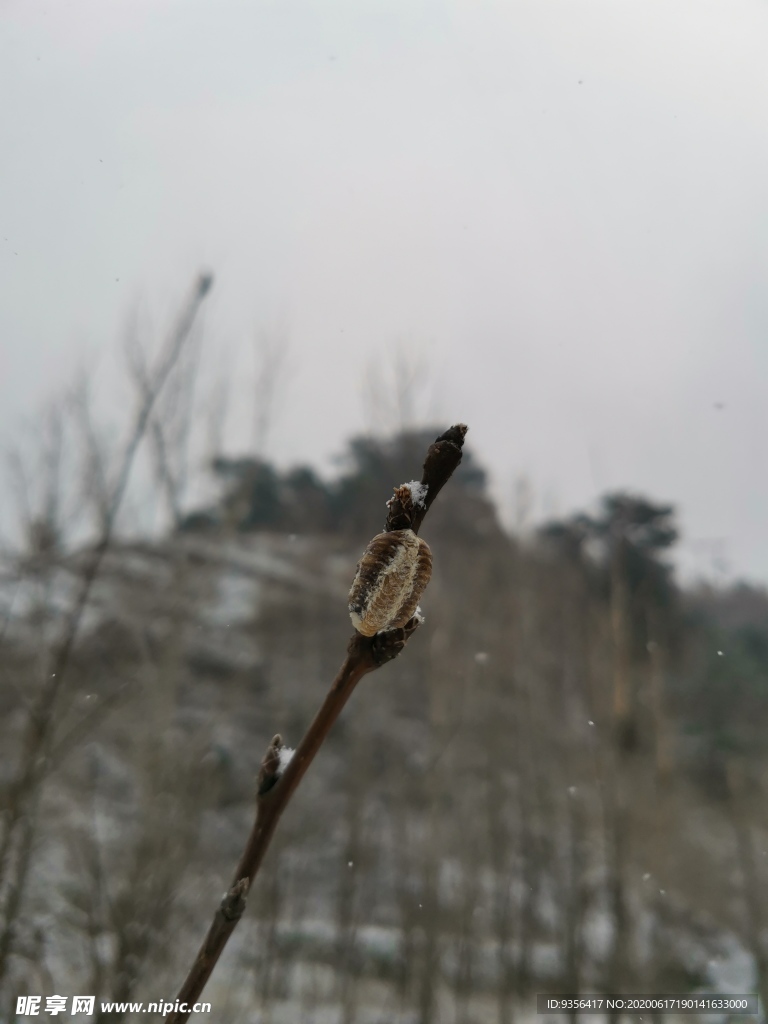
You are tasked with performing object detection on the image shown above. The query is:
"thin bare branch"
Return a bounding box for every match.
[166,424,467,1021]
[0,274,213,986]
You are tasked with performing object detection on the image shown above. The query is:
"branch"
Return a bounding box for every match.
[0,275,213,981]
[384,423,467,533]
[167,423,467,1021]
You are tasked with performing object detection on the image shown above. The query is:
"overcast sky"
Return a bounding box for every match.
[2,0,767,582]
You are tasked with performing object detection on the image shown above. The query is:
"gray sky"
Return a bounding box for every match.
[2,0,767,583]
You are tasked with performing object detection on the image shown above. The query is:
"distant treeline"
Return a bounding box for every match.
[181,427,492,538]
[4,418,768,1012]
[182,424,768,781]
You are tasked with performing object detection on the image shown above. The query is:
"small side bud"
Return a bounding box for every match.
[371,613,423,665]
[257,734,284,795]
[385,481,428,531]
[220,877,249,921]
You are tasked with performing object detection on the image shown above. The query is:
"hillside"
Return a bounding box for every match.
[2,431,768,1023]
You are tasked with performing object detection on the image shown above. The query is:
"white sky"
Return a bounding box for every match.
[1,0,767,582]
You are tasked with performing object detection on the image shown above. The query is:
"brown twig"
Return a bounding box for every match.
[167,423,467,1021]
[0,274,213,989]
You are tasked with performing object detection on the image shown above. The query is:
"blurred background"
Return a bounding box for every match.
[2,1,768,1021]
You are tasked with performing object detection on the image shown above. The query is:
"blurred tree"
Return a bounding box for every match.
[541,492,680,751]
[331,427,494,541]
[680,610,768,791]
[214,457,283,530]
[180,426,498,540]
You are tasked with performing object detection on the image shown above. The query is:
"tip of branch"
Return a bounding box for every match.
[385,423,468,534]
[196,272,214,298]
[436,423,468,447]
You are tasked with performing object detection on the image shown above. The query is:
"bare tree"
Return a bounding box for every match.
[252,323,291,459]
[364,346,434,436]
[0,274,213,992]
